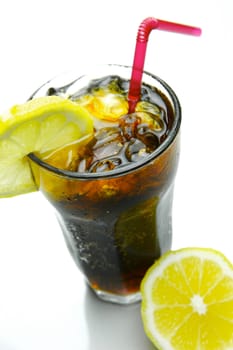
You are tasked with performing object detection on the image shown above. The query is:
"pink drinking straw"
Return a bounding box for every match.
[128,17,202,112]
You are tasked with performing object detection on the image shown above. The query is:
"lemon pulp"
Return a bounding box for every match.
[141,247,233,350]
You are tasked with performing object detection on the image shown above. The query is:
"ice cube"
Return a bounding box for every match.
[94,127,122,148]
[89,158,122,173]
[93,141,123,160]
[135,102,165,131]
[125,138,149,162]
[136,127,160,152]
[77,90,128,121]
[119,114,142,141]
[93,127,124,161]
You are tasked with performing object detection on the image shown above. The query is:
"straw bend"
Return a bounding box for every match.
[137,17,159,43]
[137,17,202,43]
[128,17,201,112]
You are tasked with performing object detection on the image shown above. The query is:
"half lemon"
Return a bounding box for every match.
[141,247,233,350]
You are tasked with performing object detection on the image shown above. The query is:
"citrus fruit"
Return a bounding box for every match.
[0,96,93,197]
[141,247,233,350]
[76,88,129,121]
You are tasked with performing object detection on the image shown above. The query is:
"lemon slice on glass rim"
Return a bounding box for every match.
[141,247,233,350]
[0,96,93,198]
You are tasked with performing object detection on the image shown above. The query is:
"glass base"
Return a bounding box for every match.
[92,288,141,305]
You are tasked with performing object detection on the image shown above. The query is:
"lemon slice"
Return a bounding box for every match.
[0,96,93,197]
[141,247,233,350]
[76,89,128,121]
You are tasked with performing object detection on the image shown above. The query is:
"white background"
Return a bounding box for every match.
[0,1,232,349]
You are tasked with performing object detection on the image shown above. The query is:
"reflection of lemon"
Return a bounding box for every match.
[76,90,128,121]
[0,96,93,197]
[141,247,233,350]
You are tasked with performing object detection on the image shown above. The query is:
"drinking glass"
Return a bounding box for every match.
[28,64,181,304]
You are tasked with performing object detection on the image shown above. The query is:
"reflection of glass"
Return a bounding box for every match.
[28,65,181,304]
[84,287,154,350]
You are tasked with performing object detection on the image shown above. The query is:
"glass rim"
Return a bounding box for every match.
[28,65,181,180]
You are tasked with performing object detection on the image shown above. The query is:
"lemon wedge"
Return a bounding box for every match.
[0,96,93,197]
[141,247,233,350]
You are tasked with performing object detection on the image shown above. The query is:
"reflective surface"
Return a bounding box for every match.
[0,194,153,350]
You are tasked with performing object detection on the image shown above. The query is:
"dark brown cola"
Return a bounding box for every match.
[29,72,180,302]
